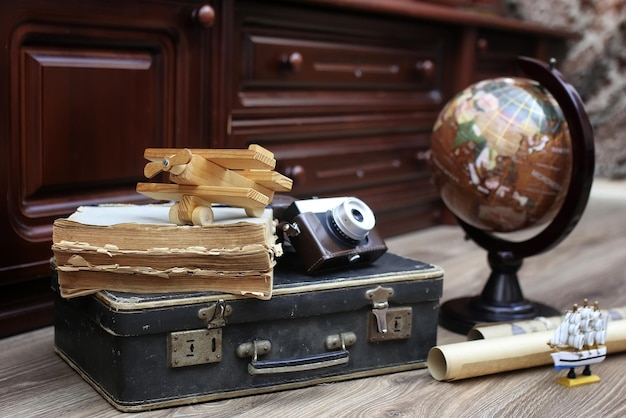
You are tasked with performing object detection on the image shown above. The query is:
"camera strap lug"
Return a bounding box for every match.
[278,221,301,237]
[366,286,394,333]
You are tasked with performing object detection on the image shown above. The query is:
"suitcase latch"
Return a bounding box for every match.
[169,328,222,368]
[198,299,232,329]
[366,285,412,342]
[366,286,394,333]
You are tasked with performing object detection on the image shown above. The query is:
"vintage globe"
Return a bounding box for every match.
[430,77,573,233]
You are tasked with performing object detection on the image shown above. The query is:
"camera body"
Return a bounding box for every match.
[278,197,387,274]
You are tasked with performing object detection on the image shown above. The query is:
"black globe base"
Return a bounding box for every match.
[438,251,561,334]
[439,296,561,335]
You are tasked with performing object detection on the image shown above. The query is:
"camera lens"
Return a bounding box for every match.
[331,197,376,242]
[352,209,364,222]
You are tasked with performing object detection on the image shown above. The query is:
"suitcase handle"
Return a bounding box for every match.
[248,349,349,375]
[239,332,355,375]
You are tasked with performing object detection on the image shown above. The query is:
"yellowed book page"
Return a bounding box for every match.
[52,244,274,272]
[53,205,277,251]
[57,268,273,300]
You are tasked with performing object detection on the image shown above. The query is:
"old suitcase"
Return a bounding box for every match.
[54,252,444,411]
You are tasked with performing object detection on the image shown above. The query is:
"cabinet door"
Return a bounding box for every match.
[0,0,213,336]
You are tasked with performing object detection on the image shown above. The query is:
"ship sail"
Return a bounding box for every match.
[594,309,609,345]
[579,305,595,347]
[548,311,574,347]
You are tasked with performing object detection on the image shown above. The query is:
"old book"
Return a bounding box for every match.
[52,204,280,300]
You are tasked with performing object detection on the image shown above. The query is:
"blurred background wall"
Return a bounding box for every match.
[508,0,626,179]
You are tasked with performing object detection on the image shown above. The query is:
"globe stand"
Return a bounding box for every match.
[440,252,560,334]
[438,57,595,334]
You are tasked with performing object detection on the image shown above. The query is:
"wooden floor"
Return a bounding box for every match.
[1,180,625,417]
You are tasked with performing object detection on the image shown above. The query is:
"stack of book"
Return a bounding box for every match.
[52,204,279,300]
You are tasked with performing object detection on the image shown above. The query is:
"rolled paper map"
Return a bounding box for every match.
[467,307,626,340]
[427,318,626,381]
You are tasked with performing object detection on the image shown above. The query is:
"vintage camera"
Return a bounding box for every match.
[278,197,387,274]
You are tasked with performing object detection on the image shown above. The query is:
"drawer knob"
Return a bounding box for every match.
[284,165,305,185]
[415,60,435,81]
[477,38,489,52]
[280,52,304,72]
[194,4,216,28]
[416,150,431,161]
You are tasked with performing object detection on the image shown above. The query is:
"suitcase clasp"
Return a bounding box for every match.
[366,286,412,342]
[198,299,232,329]
[366,286,394,333]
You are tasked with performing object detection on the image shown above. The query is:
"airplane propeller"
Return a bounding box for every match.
[144,148,192,178]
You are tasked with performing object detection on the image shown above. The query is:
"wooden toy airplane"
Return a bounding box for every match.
[136,144,293,226]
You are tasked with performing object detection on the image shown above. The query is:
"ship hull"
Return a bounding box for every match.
[551,346,607,370]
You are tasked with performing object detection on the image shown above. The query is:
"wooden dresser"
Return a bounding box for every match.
[0,0,574,336]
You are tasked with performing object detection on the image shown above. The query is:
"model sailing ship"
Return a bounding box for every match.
[547,299,609,386]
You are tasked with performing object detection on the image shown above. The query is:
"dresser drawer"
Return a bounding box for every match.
[233,1,451,115]
[267,133,432,197]
[242,34,442,91]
